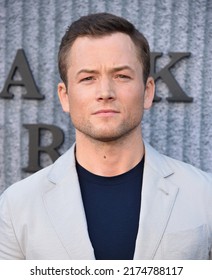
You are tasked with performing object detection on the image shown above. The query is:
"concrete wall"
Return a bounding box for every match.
[0,0,212,194]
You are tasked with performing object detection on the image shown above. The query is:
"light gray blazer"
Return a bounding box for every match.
[0,142,212,259]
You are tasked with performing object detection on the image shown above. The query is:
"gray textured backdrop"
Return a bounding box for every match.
[0,0,212,194]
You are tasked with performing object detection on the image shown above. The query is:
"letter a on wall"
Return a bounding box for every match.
[0,49,44,99]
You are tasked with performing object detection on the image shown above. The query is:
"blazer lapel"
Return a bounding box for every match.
[134,143,179,259]
[43,145,95,260]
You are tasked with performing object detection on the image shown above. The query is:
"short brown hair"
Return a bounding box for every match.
[58,13,150,85]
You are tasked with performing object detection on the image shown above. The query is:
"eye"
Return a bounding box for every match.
[115,74,131,80]
[80,76,95,83]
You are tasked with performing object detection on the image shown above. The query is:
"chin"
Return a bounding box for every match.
[75,121,141,143]
[88,128,137,143]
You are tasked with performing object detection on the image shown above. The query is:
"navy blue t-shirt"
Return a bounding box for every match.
[76,157,144,260]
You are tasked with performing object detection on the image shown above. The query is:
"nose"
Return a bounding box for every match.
[96,77,116,101]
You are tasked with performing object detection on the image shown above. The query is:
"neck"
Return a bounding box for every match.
[75,128,144,177]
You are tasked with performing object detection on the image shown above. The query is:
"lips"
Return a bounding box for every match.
[93,109,120,116]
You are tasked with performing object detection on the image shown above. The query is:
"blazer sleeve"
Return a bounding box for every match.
[0,191,25,259]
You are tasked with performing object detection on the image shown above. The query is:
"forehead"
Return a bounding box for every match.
[67,32,140,68]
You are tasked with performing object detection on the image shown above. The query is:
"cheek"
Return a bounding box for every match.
[124,87,144,110]
[68,95,88,119]
[125,91,144,120]
[68,83,96,113]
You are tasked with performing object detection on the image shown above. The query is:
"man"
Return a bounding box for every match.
[0,13,212,260]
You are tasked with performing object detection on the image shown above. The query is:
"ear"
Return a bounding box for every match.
[58,82,70,113]
[144,77,155,110]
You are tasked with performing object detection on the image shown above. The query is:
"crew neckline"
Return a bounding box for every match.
[76,156,144,185]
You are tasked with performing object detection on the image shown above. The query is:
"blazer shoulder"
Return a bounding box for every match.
[161,153,212,194]
[2,164,53,203]
[164,154,212,179]
[144,142,212,189]
[2,144,76,201]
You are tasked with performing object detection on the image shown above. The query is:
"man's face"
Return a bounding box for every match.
[58,32,154,142]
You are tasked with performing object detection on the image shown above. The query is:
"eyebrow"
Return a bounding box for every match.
[76,69,98,77]
[76,65,135,77]
[111,65,135,73]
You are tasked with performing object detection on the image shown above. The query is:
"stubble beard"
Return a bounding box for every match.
[72,116,143,144]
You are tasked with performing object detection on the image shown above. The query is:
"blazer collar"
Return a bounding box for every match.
[47,141,174,185]
[144,141,175,178]
[47,144,76,184]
